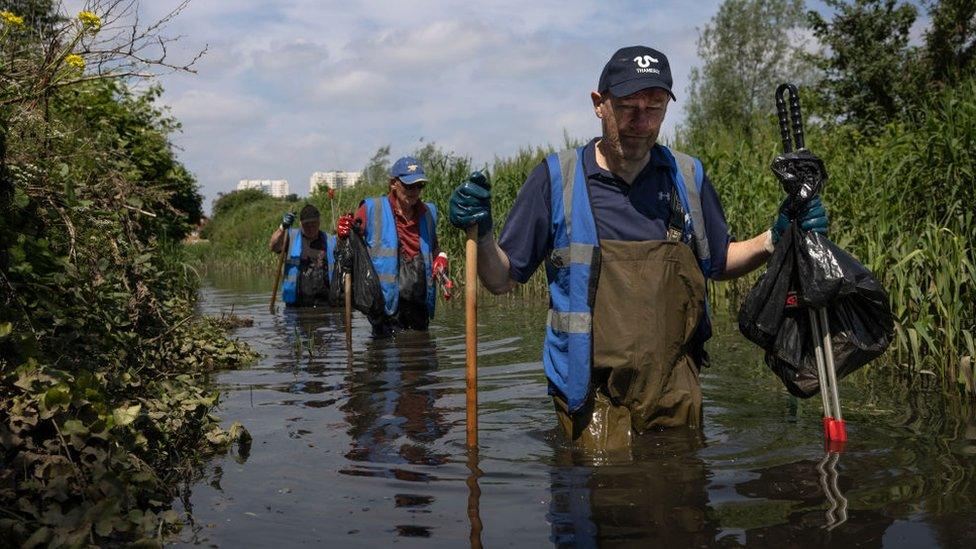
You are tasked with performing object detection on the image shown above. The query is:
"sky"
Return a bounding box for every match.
[64,0,928,211]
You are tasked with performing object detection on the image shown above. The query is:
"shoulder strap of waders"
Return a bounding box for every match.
[667,185,687,243]
[668,149,708,265]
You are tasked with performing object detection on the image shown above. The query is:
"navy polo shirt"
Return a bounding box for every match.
[498,138,732,283]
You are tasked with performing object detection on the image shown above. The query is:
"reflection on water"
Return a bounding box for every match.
[549,430,721,547]
[342,332,449,469]
[171,275,976,547]
[818,451,848,531]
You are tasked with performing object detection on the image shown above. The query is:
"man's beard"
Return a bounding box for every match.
[602,119,656,162]
[394,193,418,215]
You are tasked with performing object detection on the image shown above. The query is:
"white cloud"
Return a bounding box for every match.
[67,0,750,209]
[167,89,265,125]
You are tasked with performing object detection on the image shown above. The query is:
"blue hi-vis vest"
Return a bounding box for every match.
[282,229,337,305]
[362,197,438,318]
[543,146,711,412]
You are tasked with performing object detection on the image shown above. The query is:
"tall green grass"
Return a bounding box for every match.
[690,78,976,396]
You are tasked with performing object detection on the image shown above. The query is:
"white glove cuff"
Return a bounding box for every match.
[762,230,776,254]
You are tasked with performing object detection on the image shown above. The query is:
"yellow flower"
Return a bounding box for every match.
[1,10,25,27]
[65,54,86,70]
[77,11,101,32]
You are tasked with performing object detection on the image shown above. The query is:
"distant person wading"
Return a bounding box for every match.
[269,204,338,308]
[336,156,449,337]
[449,46,829,451]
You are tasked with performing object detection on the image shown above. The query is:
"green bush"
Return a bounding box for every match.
[211,188,271,220]
[1,8,255,544]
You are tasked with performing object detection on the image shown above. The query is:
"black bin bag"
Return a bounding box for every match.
[737,156,894,398]
[329,225,386,319]
[738,222,895,398]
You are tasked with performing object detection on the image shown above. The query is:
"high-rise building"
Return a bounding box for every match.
[310,171,361,194]
[237,179,290,198]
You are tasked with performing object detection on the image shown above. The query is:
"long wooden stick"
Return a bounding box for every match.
[466,445,483,548]
[269,228,289,314]
[344,272,352,345]
[465,226,479,448]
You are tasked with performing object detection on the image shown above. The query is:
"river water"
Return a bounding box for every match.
[172,273,976,547]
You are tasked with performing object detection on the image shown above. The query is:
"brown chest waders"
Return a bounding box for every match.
[553,239,706,452]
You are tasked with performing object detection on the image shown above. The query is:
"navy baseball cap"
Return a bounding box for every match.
[598,46,675,100]
[389,156,428,185]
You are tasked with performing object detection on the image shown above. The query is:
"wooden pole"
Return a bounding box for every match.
[269,228,289,314]
[465,226,478,448]
[344,272,352,345]
[466,445,483,548]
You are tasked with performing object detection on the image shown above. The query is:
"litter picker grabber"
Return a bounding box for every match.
[775,83,847,446]
[344,268,352,345]
[435,269,455,300]
[338,216,355,345]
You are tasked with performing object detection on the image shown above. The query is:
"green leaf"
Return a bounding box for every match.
[61,419,88,436]
[160,509,180,523]
[112,404,142,427]
[0,322,12,338]
[13,186,30,209]
[95,515,117,537]
[44,387,71,409]
[22,526,51,549]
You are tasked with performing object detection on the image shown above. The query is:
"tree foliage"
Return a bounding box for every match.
[922,0,976,86]
[212,188,270,219]
[54,80,204,241]
[807,0,919,132]
[683,0,810,146]
[359,144,391,186]
[1,2,253,544]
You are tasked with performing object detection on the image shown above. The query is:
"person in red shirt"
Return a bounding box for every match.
[337,156,448,336]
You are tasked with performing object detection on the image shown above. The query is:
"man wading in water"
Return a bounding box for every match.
[337,156,449,337]
[449,46,829,450]
[269,204,337,308]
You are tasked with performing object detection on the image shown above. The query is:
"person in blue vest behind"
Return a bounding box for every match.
[337,156,448,337]
[448,46,829,450]
[268,204,337,308]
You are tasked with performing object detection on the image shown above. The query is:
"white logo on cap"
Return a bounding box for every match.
[634,55,659,68]
[408,164,418,172]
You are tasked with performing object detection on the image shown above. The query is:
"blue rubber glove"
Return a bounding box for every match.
[449,171,492,238]
[771,196,829,244]
[281,212,295,229]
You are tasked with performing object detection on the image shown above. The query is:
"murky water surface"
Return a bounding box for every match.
[173,273,976,547]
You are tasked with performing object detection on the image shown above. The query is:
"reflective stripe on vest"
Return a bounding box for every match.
[543,145,710,412]
[362,197,438,318]
[282,229,334,304]
[419,203,438,318]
